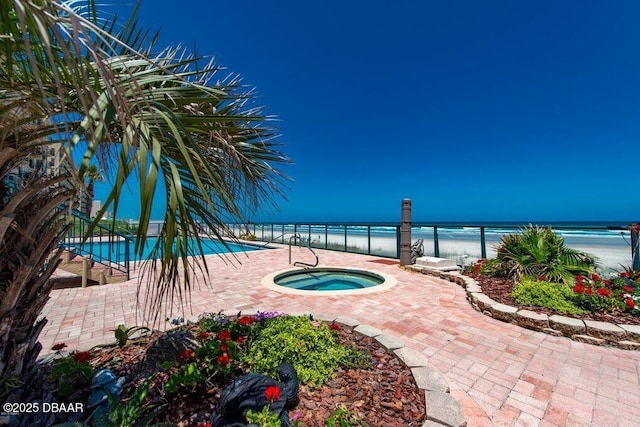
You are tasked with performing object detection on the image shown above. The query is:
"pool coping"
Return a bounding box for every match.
[409,266,640,350]
[260,265,398,296]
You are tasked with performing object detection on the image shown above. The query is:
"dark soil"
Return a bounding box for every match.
[75,323,426,426]
[466,271,640,325]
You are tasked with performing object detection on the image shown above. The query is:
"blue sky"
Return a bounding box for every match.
[96,0,640,223]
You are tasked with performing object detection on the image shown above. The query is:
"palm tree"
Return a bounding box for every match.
[82,164,104,218]
[0,0,288,411]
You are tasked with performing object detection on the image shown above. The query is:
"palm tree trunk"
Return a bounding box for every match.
[0,147,73,409]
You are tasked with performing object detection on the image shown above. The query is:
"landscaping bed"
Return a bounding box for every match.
[44,313,426,426]
[466,271,640,326]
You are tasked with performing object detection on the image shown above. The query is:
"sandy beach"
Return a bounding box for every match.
[259,231,633,273]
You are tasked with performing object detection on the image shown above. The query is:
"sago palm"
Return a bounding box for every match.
[0,0,288,412]
[492,225,596,284]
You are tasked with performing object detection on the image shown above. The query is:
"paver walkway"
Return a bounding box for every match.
[40,246,640,426]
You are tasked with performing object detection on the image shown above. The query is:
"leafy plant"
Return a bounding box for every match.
[487,225,596,284]
[571,273,639,314]
[325,407,366,427]
[97,376,166,427]
[165,362,205,394]
[511,277,588,315]
[242,315,369,388]
[50,352,94,397]
[114,325,151,348]
[165,314,253,393]
[245,405,281,427]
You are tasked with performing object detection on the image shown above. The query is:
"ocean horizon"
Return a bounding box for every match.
[240,221,635,273]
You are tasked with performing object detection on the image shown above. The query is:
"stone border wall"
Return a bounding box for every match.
[408,267,640,351]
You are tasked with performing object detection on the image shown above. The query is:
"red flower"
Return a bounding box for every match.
[604,280,611,287]
[51,343,67,351]
[220,344,228,352]
[238,316,256,326]
[265,385,281,401]
[576,275,584,282]
[197,331,213,340]
[590,273,601,281]
[217,353,230,367]
[596,288,612,297]
[573,284,584,294]
[585,287,593,295]
[235,336,244,343]
[626,299,636,309]
[477,259,485,264]
[621,271,631,278]
[217,330,232,341]
[72,351,92,363]
[178,349,195,360]
[329,322,341,331]
[538,275,546,281]
[624,285,634,293]
[195,422,212,427]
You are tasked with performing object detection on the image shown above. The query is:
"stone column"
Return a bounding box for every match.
[400,199,412,266]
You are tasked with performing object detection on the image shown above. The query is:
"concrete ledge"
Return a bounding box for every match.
[549,315,586,336]
[375,333,405,351]
[584,320,627,341]
[411,366,450,393]
[354,324,382,338]
[415,269,640,350]
[424,391,467,427]
[516,310,549,331]
[394,347,431,368]
[490,303,518,322]
[620,324,640,343]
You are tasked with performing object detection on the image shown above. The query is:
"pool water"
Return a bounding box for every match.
[274,268,384,291]
[76,237,261,262]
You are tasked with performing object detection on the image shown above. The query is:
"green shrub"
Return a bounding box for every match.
[242,316,368,388]
[511,276,588,315]
[488,225,596,284]
[325,407,366,426]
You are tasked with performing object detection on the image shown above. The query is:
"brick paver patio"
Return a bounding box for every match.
[40,246,640,426]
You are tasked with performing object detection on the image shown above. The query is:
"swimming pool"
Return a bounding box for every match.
[262,267,397,295]
[75,237,262,262]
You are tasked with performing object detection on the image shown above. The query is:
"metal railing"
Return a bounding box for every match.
[230,222,636,272]
[62,212,133,279]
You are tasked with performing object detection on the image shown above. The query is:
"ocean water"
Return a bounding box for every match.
[247,222,634,272]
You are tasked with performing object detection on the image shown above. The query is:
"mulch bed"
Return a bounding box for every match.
[75,323,426,426]
[466,271,640,326]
